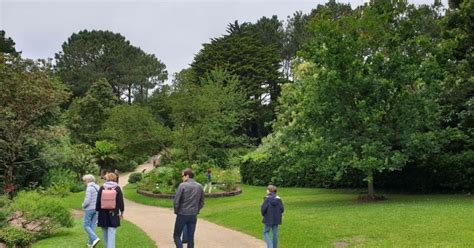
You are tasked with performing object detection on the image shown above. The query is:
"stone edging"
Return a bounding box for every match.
[137,188,242,199]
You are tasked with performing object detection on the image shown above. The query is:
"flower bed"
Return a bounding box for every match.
[137,187,242,199]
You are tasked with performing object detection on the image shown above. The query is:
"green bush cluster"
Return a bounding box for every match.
[128,172,143,184]
[215,167,241,191]
[239,150,366,188]
[240,153,277,186]
[0,196,11,228]
[0,191,73,247]
[41,168,77,196]
[0,226,34,248]
[139,166,179,194]
[10,191,73,237]
[138,161,241,193]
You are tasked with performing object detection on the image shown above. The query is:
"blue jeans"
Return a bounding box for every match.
[83,210,98,245]
[173,215,197,248]
[101,227,117,248]
[264,224,278,248]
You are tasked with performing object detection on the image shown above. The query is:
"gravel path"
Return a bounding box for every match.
[119,163,265,248]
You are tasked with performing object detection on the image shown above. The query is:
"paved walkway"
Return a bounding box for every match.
[119,163,265,248]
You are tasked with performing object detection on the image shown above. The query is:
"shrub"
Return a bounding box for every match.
[128,172,143,184]
[41,168,77,192]
[0,226,34,248]
[239,153,277,186]
[10,191,73,237]
[139,166,179,194]
[70,182,86,193]
[0,196,11,228]
[42,183,71,197]
[217,167,241,191]
[115,159,138,172]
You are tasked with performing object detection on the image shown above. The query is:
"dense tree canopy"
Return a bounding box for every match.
[0,30,20,56]
[169,69,251,164]
[191,21,283,141]
[101,105,171,162]
[0,56,69,197]
[241,0,474,197]
[55,30,167,102]
[65,79,118,145]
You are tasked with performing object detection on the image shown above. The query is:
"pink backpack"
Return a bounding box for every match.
[101,186,117,210]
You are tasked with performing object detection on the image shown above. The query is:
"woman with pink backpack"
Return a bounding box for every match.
[96,172,125,248]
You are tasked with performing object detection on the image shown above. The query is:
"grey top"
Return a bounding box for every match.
[174,179,205,215]
[82,182,100,211]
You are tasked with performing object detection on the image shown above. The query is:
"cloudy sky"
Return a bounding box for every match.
[1,0,445,81]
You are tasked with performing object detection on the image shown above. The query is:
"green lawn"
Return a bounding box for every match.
[33,219,155,248]
[124,184,474,247]
[32,192,156,248]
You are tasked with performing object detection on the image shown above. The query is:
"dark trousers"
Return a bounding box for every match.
[173,214,197,248]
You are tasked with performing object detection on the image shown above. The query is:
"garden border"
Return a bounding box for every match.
[137,188,242,199]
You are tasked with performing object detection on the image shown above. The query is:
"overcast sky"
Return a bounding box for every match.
[1,0,446,81]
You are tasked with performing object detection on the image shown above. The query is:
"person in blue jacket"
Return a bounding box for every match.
[261,185,284,248]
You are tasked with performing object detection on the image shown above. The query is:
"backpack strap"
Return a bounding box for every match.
[92,185,99,192]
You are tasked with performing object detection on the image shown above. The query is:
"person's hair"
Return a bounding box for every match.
[82,174,95,182]
[105,172,117,182]
[207,168,212,173]
[267,185,277,193]
[182,168,194,178]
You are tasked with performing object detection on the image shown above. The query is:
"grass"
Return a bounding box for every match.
[31,192,156,248]
[124,183,474,248]
[33,219,155,248]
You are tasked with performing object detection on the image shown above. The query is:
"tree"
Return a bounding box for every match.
[169,69,251,164]
[0,31,20,56]
[282,1,352,79]
[254,0,445,199]
[94,140,121,175]
[146,84,174,128]
[55,30,167,100]
[0,56,69,198]
[65,78,118,145]
[101,105,171,163]
[191,21,283,140]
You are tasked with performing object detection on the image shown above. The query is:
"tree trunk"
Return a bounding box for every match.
[4,165,15,199]
[367,170,375,199]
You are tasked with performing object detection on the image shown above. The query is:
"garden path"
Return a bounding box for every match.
[119,162,265,248]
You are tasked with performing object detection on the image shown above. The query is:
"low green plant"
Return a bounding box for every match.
[128,172,143,184]
[217,167,241,191]
[0,226,34,248]
[0,196,11,228]
[41,168,77,192]
[43,183,71,197]
[69,182,85,193]
[10,191,73,237]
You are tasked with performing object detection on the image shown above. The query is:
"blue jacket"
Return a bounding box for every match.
[261,192,284,225]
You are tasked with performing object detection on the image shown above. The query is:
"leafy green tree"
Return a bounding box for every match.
[101,105,171,164]
[94,140,122,175]
[282,1,352,79]
[65,78,118,145]
[55,30,167,100]
[191,21,283,140]
[0,56,69,198]
[169,69,251,163]
[0,31,20,56]
[146,84,174,128]
[255,0,445,198]
[69,144,99,180]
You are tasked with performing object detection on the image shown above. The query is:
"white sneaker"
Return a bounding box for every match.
[91,238,100,248]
